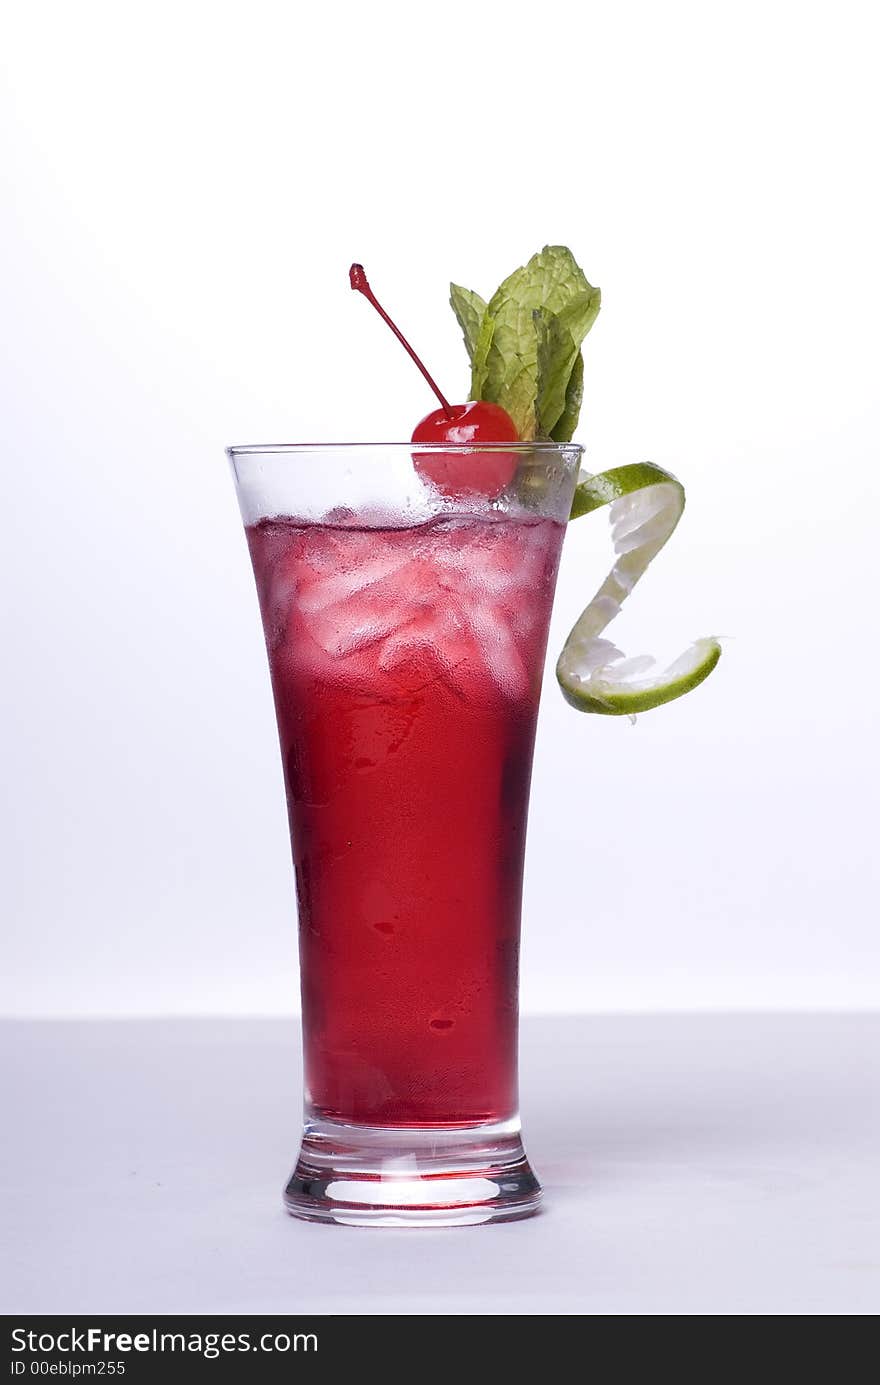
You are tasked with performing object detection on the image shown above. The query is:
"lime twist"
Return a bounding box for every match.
[557,463,721,715]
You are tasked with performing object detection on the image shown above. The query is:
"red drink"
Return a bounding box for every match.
[246,511,565,1128]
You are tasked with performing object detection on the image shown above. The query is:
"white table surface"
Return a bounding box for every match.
[3,1014,878,1316]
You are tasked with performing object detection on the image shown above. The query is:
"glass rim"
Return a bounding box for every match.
[227,441,584,459]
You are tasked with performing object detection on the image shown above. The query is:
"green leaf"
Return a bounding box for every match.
[470,311,496,405]
[490,245,595,318]
[463,246,600,439]
[449,284,487,362]
[550,350,583,443]
[536,288,601,436]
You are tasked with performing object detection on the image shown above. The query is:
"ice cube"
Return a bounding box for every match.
[308,603,400,659]
[465,602,530,699]
[298,550,413,614]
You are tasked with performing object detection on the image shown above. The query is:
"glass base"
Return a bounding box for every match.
[284,1114,541,1227]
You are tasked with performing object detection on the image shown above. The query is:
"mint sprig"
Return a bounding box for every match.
[450,246,600,441]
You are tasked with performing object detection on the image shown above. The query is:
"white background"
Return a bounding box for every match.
[2,0,878,1018]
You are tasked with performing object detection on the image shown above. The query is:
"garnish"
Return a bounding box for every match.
[451,245,601,441]
[351,249,721,716]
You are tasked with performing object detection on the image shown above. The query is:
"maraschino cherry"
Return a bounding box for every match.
[349,263,519,497]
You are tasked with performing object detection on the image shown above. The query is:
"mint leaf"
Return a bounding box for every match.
[470,311,495,403]
[536,289,600,437]
[460,246,600,439]
[535,313,575,436]
[550,349,583,443]
[449,284,487,362]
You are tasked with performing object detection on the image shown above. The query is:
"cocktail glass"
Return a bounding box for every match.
[229,442,581,1225]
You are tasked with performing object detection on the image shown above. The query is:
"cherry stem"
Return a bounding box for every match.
[349,264,453,418]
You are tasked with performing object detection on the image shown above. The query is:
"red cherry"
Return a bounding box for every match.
[350,263,521,498]
[411,400,519,497]
[412,400,520,446]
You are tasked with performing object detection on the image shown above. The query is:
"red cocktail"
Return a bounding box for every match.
[247,510,564,1128]
[230,443,581,1224]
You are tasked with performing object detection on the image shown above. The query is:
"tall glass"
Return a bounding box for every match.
[229,442,581,1225]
